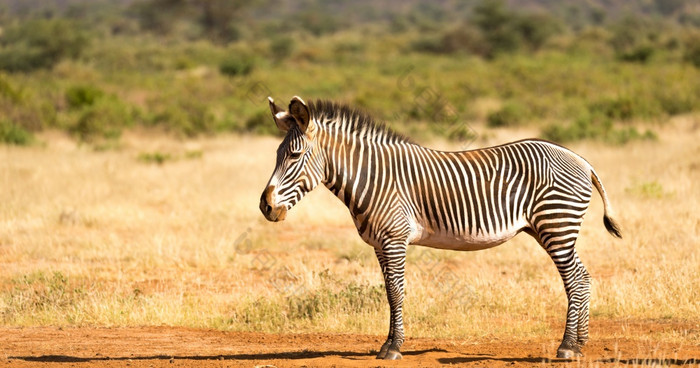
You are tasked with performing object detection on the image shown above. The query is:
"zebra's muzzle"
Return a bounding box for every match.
[260,185,287,222]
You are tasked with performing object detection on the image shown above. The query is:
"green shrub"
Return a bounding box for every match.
[655,89,696,115]
[0,75,24,103]
[69,98,137,142]
[269,36,295,62]
[219,55,254,76]
[412,25,488,56]
[471,0,523,57]
[410,35,447,54]
[610,17,658,63]
[618,45,655,63]
[541,114,657,145]
[588,97,635,121]
[683,34,700,68]
[243,109,283,136]
[0,75,55,131]
[487,101,527,127]
[515,12,561,51]
[541,118,602,143]
[607,126,657,145]
[0,119,34,145]
[150,100,216,137]
[0,19,89,72]
[65,85,103,110]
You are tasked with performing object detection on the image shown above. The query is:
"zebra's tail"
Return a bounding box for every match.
[591,168,622,238]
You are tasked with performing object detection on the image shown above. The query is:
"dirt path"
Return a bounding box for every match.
[1,322,698,367]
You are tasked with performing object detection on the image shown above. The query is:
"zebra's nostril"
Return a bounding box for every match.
[265,204,272,214]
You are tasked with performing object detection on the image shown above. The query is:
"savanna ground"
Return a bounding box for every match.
[1,116,698,367]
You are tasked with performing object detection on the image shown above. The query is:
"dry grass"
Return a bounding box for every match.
[1,117,698,344]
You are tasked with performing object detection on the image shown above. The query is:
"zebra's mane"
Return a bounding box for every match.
[309,100,410,143]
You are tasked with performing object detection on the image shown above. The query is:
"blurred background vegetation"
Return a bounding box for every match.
[0,0,699,147]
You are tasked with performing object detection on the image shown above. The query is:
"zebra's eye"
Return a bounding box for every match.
[289,151,303,160]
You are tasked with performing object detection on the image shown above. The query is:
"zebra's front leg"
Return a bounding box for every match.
[374,243,406,360]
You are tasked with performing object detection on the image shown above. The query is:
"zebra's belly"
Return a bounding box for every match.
[409,219,528,251]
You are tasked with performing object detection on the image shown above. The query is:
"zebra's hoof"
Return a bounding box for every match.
[383,349,403,360]
[376,342,391,359]
[556,347,583,359]
[557,339,583,359]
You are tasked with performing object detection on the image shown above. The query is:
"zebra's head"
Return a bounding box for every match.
[260,96,323,222]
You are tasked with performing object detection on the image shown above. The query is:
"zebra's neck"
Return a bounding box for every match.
[315,120,414,215]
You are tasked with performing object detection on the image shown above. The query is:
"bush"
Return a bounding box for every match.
[609,17,658,63]
[65,85,103,110]
[0,19,89,72]
[515,12,561,51]
[412,25,488,56]
[541,114,657,145]
[487,101,527,127]
[541,116,607,143]
[243,109,284,136]
[0,119,34,145]
[150,100,216,137]
[269,36,295,62]
[683,34,700,68]
[618,45,655,63]
[1,74,54,131]
[471,0,523,57]
[588,97,635,121]
[219,55,254,77]
[69,98,137,142]
[0,74,24,103]
[655,89,696,115]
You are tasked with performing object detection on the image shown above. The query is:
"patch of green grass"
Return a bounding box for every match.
[2,271,82,322]
[137,151,173,165]
[626,180,672,199]
[184,150,203,159]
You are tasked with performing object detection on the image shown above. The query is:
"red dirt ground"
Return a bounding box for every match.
[1,321,698,367]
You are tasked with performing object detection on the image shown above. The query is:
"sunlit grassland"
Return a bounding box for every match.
[0,116,698,343]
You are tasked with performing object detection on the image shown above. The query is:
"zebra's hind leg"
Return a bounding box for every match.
[576,267,592,347]
[374,243,406,360]
[549,246,591,359]
[536,225,591,359]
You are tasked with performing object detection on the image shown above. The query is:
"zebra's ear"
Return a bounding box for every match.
[269,97,294,132]
[289,96,311,133]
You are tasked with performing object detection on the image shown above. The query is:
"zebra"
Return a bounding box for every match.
[259,96,622,360]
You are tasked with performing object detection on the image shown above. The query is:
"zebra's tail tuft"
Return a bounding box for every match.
[603,214,622,239]
[591,168,622,239]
